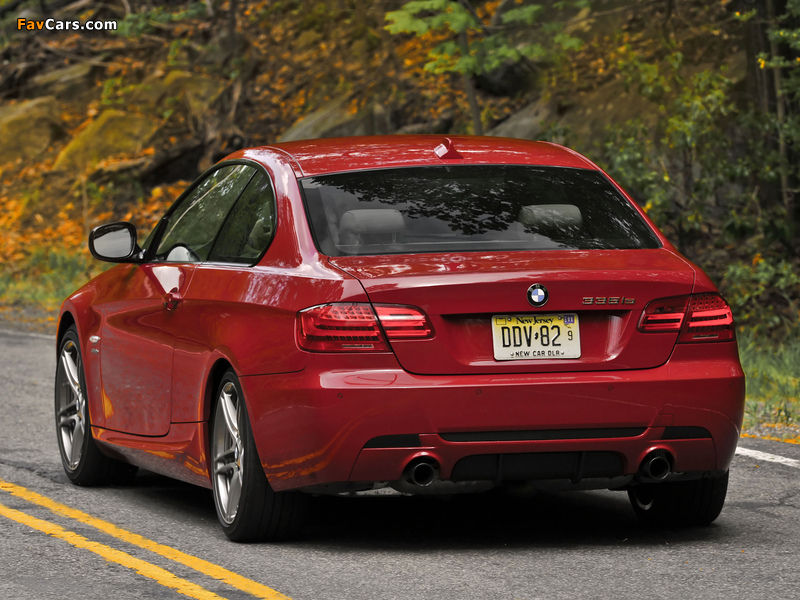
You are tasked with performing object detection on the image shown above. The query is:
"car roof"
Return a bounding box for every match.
[232,135,597,178]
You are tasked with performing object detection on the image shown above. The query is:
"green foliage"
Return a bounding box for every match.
[757,0,800,244]
[722,257,800,339]
[664,69,733,152]
[114,2,208,38]
[600,3,800,346]
[385,0,583,78]
[0,249,98,307]
[167,39,191,67]
[100,76,139,106]
[537,121,573,146]
[603,120,671,222]
[296,2,337,33]
[602,57,736,241]
[618,50,682,101]
[501,5,544,26]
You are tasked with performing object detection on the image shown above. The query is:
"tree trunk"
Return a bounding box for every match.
[229,0,237,41]
[459,31,483,135]
[766,0,794,246]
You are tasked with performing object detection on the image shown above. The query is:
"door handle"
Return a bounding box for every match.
[163,289,182,310]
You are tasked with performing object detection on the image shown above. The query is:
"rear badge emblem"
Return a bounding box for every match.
[527,284,549,308]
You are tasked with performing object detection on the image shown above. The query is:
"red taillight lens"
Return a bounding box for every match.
[297,303,433,352]
[679,293,735,342]
[374,305,434,339]
[638,296,689,332]
[638,293,734,342]
[298,304,389,352]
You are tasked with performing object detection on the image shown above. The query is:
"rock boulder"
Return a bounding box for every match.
[279,99,392,142]
[0,96,64,165]
[53,110,159,172]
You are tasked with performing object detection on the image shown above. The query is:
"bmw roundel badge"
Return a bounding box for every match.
[527,283,549,308]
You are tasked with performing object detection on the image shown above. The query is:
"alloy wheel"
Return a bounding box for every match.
[56,339,86,470]
[213,381,245,525]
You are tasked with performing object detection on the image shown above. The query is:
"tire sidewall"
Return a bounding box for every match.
[55,327,92,482]
[212,370,270,541]
[628,471,729,526]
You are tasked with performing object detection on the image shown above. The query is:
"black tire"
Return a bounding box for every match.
[210,369,307,542]
[628,470,729,527]
[55,326,136,486]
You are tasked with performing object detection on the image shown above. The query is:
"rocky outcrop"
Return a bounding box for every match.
[396,112,455,135]
[559,79,659,143]
[53,110,159,172]
[0,96,64,165]
[133,70,225,115]
[27,63,94,101]
[487,97,556,140]
[279,99,392,142]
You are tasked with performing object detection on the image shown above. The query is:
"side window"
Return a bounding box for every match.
[208,171,276,264]
[155,164,255,262]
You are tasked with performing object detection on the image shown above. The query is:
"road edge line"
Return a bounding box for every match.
[735,446,800,469]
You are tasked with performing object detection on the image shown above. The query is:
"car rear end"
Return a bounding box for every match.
[244,137,744,524]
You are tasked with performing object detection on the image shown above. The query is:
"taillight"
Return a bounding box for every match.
[297,303,433,352]
[374,305,434,339]
[637,296,689,332]
[638,293,734,342]
[680,293,735,342]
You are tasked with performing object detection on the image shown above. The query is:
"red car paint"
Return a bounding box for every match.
[59,135,745,498]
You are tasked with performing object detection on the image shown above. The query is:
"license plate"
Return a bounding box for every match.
[491,314,581,360]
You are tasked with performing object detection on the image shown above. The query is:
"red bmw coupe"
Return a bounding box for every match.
[56,135,745,541]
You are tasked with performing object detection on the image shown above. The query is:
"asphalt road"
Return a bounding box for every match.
[1,327,799,600]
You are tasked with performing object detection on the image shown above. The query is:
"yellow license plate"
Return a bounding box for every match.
[491,314,581,360]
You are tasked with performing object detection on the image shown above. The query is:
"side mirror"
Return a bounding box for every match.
[89,222,141,263]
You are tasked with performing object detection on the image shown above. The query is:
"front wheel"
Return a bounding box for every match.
[211,370,307,542]
[628,470,729,526]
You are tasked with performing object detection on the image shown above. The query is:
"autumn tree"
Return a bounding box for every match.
[739,0,800,248]
[385,0,585,134]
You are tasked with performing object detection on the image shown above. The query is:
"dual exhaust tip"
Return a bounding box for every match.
[402,452,671,488]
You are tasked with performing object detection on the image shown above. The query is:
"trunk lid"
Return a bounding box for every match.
[329,249,696,375]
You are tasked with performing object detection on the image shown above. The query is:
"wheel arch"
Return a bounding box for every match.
[55,308,106,431]
[204,358,236,423]
[200,358,236,479]
[56,311,76,348]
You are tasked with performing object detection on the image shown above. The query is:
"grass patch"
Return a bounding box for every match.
[738,329,800,431]
[0,248,100,310]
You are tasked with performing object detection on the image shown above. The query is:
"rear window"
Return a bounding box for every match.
[300,165,660,256]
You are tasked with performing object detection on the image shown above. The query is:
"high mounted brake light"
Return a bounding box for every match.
[298,303,434,352]
[638,293,734,342]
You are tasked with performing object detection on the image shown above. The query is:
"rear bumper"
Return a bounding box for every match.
[240,342,745,492]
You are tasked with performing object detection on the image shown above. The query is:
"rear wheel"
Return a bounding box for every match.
[211,369,307,542]
[55,326,135,485]
[628,470,729,526]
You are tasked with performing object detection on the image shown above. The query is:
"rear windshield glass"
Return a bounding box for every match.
[300,165,660,256]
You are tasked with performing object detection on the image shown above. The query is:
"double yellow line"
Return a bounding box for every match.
[0,478,290,600]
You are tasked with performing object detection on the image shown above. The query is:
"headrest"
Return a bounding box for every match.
[517,204,582,231]
[339,209,405,234]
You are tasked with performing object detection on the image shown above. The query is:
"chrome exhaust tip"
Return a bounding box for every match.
[639,451,671,482]
[404,459,440,487]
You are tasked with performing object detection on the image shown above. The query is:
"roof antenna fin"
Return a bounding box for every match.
[434,137,462,160]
